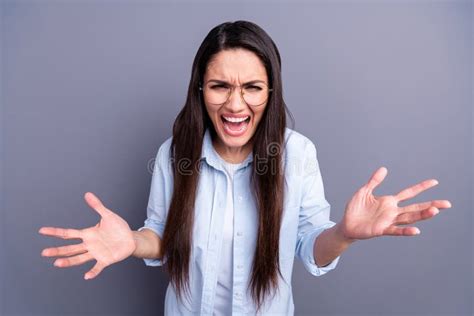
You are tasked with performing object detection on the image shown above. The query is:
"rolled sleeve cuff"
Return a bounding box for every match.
[137,219,166,267]
[301,221,341,276]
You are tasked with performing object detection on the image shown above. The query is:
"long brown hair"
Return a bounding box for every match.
[161,20,294,312]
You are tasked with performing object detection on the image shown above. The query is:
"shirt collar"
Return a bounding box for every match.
[200,127,254,171]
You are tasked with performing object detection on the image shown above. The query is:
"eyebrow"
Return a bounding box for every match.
[206,79,267,85]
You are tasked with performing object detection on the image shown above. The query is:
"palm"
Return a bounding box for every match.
[339,167,452,240]
[39,192,136,280]
[81,207,136,266]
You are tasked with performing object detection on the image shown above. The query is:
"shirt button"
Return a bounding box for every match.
[237,195,243,202]
[237,264,243,269]
[236,231,243,237]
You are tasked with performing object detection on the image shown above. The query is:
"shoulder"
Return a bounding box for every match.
[153,135,173,172]
[283,128,322,179]
[283,127,318,157]
[157,135,173,158]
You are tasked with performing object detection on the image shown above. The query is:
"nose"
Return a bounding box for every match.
[224,86,247,111]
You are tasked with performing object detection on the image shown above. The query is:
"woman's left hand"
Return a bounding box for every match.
[338,167,452,241]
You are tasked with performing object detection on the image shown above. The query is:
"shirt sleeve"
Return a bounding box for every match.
[295,139,341,276]
[137,141,172,267]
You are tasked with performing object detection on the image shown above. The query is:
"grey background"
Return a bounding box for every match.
[1,1,472,315]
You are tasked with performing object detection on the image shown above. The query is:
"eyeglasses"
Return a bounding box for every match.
[199,80,273,107]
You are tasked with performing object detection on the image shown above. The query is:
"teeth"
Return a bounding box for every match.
[223,116,249,123]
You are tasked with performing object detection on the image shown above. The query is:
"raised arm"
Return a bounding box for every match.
[315,167,452,266]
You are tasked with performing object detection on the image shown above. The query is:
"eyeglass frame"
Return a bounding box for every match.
[198,80,273,107]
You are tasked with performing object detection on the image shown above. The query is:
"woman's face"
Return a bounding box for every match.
[202,48,269,154]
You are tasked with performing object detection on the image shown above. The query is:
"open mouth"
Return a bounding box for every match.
[220,115,251,135]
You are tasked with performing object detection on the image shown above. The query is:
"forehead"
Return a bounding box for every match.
[204,48,267,82]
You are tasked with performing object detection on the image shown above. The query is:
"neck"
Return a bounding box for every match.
[212,137,252,164]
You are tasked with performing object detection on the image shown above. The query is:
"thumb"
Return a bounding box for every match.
[84,192,111,218]
[84,261,107,280]
[366,166,388,195]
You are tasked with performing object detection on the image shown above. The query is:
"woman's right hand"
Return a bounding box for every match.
[38,192,137,280]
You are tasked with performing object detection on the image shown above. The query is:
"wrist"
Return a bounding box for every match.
[131,231,141,258]
[334,222,357,245]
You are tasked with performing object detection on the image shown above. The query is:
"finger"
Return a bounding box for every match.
[84,192,111,218]
[395,206,439,225]
[53,252,94,268]
[400,200,452,213]
[41,243,87,257]
[366,167,388,195]
[394,179,439,202]
[84,261,107,280]
[38,227,82,240]
[383,225,420,236]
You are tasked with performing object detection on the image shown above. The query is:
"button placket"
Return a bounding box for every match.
[201,172,228,315]
[232,168,252,314]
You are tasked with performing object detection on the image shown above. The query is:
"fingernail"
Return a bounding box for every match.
[433,180,439,185]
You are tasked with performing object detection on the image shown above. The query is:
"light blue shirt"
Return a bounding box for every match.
[138,127,341,315]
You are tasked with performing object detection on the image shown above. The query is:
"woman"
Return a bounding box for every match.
[38,20,452,315]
